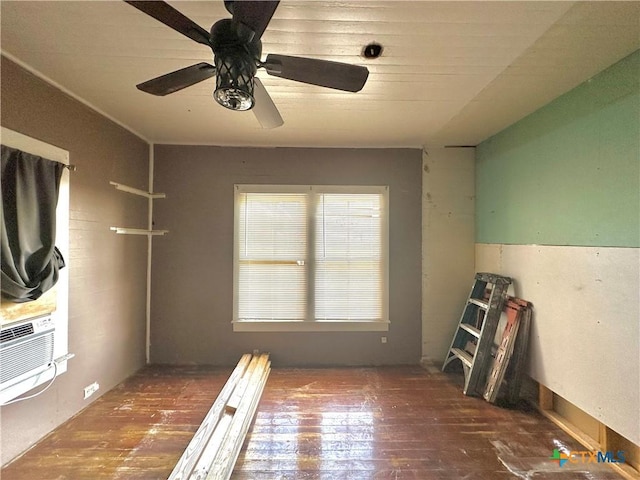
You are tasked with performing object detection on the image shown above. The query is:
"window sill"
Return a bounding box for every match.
[232,320,390,333]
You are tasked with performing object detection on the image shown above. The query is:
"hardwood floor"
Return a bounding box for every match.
[1,365,624,479]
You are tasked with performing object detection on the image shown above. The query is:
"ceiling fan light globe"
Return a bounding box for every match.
[214,87,254,111]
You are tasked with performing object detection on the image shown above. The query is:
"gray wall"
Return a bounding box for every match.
[151,145,422,366]
[1,56,150,465]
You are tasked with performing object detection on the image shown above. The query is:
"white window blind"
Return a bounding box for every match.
[237,192,308,321]
[234,185,388,331]
[315,193,383,321]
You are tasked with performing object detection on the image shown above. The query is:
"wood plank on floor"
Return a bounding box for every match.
[1,365,626,480]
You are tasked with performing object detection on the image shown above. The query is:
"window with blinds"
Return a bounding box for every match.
[233,185,389,332]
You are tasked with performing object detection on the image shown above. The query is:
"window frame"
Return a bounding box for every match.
[232,184,389,332]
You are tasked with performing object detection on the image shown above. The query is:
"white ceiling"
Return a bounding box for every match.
[2,1,639,148]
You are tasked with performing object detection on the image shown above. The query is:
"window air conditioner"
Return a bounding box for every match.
[0,316,55,393]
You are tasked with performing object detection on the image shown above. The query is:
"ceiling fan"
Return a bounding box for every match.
[125,0,369,129]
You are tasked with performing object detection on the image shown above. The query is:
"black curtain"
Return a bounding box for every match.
[1,145,65,303]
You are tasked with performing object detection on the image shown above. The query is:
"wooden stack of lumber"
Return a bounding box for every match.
[167,352,271,480]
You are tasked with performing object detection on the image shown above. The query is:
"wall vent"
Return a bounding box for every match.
[0,322,35,343]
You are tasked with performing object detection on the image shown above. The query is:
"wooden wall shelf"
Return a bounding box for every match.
[109,181,165,199]
[109,227,168,236]
[110,181,167,236]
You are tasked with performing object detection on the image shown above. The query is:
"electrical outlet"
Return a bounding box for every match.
[83,382,99,400]
[381,336,387,344]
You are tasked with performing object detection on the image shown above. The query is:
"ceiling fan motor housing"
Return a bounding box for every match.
[211,19,261,111]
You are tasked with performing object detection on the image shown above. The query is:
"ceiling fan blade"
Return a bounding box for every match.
[227,1,279,42]
[136,63,216,96]
[252,77,283,129]
[264,54,369,92]
[125,1,210,46]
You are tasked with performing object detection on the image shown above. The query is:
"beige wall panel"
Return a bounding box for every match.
[476,242,640,445]
[421,148,475,363]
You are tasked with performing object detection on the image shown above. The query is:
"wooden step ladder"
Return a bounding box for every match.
[442,272,512,395]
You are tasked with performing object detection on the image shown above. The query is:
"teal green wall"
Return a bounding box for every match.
[476,50,640,247]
